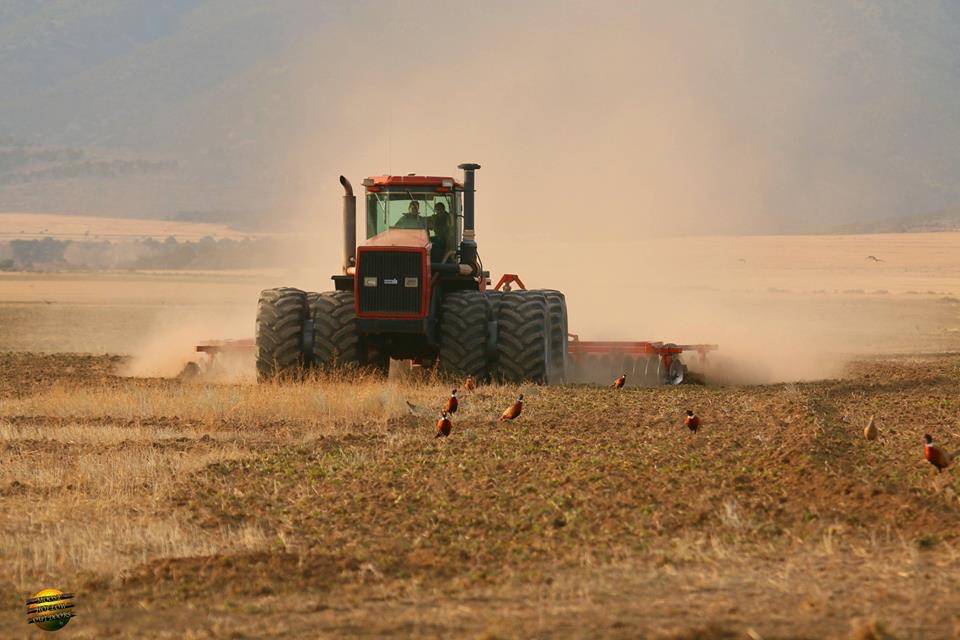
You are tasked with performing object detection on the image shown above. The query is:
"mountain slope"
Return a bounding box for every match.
[832,207,960,234]
[0,1,959,236]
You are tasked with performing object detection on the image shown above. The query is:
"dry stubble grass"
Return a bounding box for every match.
[0,417,263,590]
[0,366,471,594]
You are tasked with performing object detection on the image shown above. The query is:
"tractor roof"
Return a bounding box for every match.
[365,175,462,189]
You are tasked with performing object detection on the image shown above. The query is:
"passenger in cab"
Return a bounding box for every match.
[430,201,454,262]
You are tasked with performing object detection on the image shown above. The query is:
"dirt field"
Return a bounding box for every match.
[1,353,960,638]
[2,232,960,637]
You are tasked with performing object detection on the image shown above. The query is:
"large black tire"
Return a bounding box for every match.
[484,289,504,312]
[484,290,504,372]
[438,291,490,379]
[256,287,308,381]
[304,291,321,366]
[539,289,568,383]
[310,291,361,369]
[496,290,553,384]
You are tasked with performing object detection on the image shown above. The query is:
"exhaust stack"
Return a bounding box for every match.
[340,175,356,271]
[457,163,480,268]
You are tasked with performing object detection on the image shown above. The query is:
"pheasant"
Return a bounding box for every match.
[499,394,524,422]
[924,434,952,473]
[463,376,476,391]
[444,389,459,415]
[684,410,700,434]
[611,373,626,389]
[435,412,452,438]
[864,415,878,441]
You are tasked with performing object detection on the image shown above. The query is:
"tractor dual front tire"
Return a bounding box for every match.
[438,290,490,380]
[310,291,361,370]
[255,287,308,381]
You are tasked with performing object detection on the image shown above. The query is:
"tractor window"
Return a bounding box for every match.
[365,191,459,261]
[366,193,387,238]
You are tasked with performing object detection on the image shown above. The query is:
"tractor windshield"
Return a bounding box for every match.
[366,190,459,261]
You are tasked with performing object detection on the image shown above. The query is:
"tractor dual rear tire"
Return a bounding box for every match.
[439,290,490,380]
[256,287,308,381]
[310,291,361,370]
[495,290,554,384]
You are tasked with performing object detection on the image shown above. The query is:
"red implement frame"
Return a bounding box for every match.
[567,334,718,369]
[194,335,717,366]
[195,338,254,355]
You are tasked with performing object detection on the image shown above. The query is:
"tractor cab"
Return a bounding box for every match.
[362,175,463,264]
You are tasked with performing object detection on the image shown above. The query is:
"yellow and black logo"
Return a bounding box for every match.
[25,589,75,632]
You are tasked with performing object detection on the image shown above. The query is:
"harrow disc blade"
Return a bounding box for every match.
[666,357,685,385]
[637,355,661,387]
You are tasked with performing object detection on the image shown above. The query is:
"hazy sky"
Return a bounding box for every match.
[1,0,959,241]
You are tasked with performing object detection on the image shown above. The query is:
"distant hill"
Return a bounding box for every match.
[0,1,337,224]
[0,137,175,186]
[831,207,960,234]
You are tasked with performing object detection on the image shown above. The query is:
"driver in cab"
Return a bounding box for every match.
[394,201,427,230]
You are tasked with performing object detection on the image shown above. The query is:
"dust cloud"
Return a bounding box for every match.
[249,2,956,384]
[278,2,959,241]
[116,267,340,381]
[39,3,960,385]
[118,305,256,381]
[526,234,960,384]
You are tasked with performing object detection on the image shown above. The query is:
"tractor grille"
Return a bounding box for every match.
[357,251,423,315]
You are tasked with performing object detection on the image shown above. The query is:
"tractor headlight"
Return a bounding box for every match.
[364,276,377,287]
[404,277,419,288]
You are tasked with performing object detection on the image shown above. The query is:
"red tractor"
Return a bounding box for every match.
[255,163,568,383]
